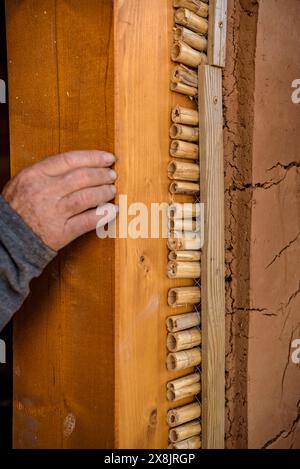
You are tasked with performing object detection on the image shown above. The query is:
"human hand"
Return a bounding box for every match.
[2,150,117,251]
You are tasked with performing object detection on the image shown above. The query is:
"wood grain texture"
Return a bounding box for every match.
[198,65,225,448]
[6,0,198,449]
[0,0,9,191]
[115,0,197,449]
[208,0,227,67]
[6,0,115,448]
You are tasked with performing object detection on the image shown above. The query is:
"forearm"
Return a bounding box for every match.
[0,149,116,330]
[0,196,56,330]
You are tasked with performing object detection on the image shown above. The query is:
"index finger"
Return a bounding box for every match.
[38,150,116,176]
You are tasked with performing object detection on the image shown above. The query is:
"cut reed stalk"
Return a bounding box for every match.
[173,0,209,18]
[168,160,200,181]
[169,181,200,195]
[174,26,207,52]
[169,219,200,232]
[167,261,201,279]
[167,402,201,427]
[166,312,201,333]
[171,41,208,68]
[169,251,201,262]
[170,123,199,142]
[168,287,200,307]
[167,234,201,251]
[166,347,202,371]
[174,8,208,35]
[167,327,201,352]
[170,82,197,97]
[167,371,201,390]
[169,435,202,449]
[172,64,198,87]
[167,382,201,402]
[170,140,199,160]
[172,105,199,126]
[169,202,201,219]
[169,420,201,443]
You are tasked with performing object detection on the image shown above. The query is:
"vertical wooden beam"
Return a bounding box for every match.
[115,0,196,449]
[6,0,115,448]
[115,0,171,448]
[208,0,228,67]
[198,65,225,449]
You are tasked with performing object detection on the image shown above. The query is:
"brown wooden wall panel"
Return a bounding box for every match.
[0,0,9,190]
[6,0,198,448]
[6,0,115,448]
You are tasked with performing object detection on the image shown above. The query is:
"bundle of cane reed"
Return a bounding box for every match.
[170,0,208,98]
[165,0,210,451]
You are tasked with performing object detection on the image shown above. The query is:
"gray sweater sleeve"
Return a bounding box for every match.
[0,196,57,330]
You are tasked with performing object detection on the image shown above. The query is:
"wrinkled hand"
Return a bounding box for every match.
[2,150,117,251]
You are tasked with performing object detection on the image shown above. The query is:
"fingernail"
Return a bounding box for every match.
[111,185,117,194]
[104,153,116,164]
[109,169,117,180]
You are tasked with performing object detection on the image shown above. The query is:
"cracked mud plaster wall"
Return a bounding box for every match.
[224,0,300,448]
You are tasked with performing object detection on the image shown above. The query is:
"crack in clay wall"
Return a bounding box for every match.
[224,0,300,449]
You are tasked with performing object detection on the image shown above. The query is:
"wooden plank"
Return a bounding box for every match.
[6,0,115,448]
[115,0,197,449]
[198,65,225,449]
[6,0,195,449]
[208,0,228,67]
[0,0,9,190]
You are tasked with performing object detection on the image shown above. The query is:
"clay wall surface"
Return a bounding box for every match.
[224,0,300,449]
